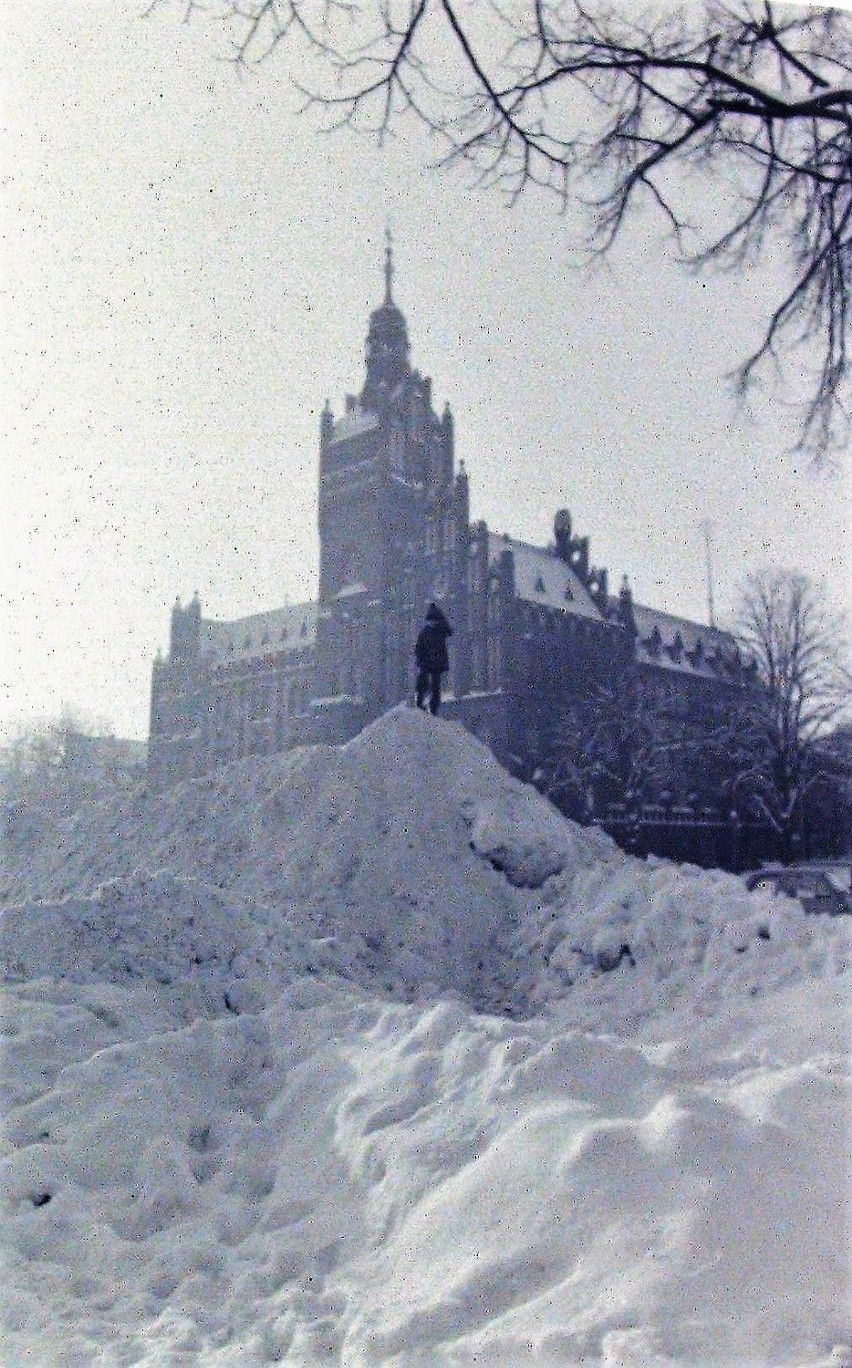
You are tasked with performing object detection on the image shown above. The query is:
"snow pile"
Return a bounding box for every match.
[1,707,850,1366]
[333,986,850,1366]
[2,707,615,1013]
[0,871,304,1021]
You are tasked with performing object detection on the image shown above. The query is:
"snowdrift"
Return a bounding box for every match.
[1,707,850,1366]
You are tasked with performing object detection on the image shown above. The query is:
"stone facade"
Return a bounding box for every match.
[149,250,757,799]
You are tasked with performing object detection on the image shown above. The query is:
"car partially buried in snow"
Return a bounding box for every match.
[744,862,852,916]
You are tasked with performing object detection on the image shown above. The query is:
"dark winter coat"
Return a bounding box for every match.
[415,607,453,674]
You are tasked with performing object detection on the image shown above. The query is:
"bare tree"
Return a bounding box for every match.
[534,671,689,822]
[0,709,130,814]
[731,567,851,856]
[153,0,852,458]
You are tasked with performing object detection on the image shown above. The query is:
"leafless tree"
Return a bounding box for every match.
[152,0,852,459]
[534,671,689,821]
[0,709,127,814]
[731,567,851,856]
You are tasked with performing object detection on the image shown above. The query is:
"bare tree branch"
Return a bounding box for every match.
[731,566,852,853]
[148,0,852,461]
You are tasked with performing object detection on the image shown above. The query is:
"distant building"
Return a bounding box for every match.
[149,247,757,815]
[63,731,147,780]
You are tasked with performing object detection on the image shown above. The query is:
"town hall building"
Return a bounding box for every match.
[148,247,757,820]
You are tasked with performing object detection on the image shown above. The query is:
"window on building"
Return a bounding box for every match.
[248,677,275,721]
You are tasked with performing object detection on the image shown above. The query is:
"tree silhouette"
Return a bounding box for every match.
[731,567,851,856]
[533,670,690,822]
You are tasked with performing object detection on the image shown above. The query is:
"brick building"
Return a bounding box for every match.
[149,248,757,816]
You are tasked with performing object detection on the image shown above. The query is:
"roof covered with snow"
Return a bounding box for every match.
[200,602,317,661]
[630,600,746,679]
[489,534,604,620]
[330,406,380,444]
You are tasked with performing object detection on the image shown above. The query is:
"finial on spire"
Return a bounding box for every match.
[384,224,394,303]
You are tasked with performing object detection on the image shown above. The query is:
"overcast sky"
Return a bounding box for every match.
[3,1,849,742]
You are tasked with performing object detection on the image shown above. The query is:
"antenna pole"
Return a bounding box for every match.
[701,519,717,629]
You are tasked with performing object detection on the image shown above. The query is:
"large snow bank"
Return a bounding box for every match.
[1,707,850,1365]
[2,706,614,1013]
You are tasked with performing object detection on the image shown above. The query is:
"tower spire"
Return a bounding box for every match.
[384,225,394,304]
[362,229,409,407]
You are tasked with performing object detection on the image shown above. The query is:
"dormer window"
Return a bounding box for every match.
[687,638,704,667]
[644,626,662,656]
[534,575,546,593]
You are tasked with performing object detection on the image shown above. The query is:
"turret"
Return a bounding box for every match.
[554,508,572,563]
[618,574,636,635]
[497,546,517,687]
[170,592,201,662]
[588,567,608,610]
[441,402,455,485]
[320,399,333,458]
[497,545,516,603]
[453,459,470,526]
[574,536,589,582]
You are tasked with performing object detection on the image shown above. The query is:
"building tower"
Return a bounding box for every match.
[314,240,463,735]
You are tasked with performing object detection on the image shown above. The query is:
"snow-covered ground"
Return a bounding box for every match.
[1,707,849,1367]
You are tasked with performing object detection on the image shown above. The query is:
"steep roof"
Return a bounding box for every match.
[489,534,604,620]
[629,601,745,679]
[200,602,317,661]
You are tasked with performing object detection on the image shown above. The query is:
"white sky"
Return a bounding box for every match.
[2,0,849,741]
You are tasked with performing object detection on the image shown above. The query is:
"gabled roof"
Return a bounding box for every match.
[489,534,604,620]
[201,602,317,661]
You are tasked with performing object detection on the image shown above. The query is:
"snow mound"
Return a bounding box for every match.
[1,706,850,1365]
[0,871,305,1022]
[332,987,850,1366]
[1,705,848,1024]
[1,707,618,1013]
[1,978,849,1366]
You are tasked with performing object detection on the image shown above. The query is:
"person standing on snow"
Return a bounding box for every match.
[415,602,453,716]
